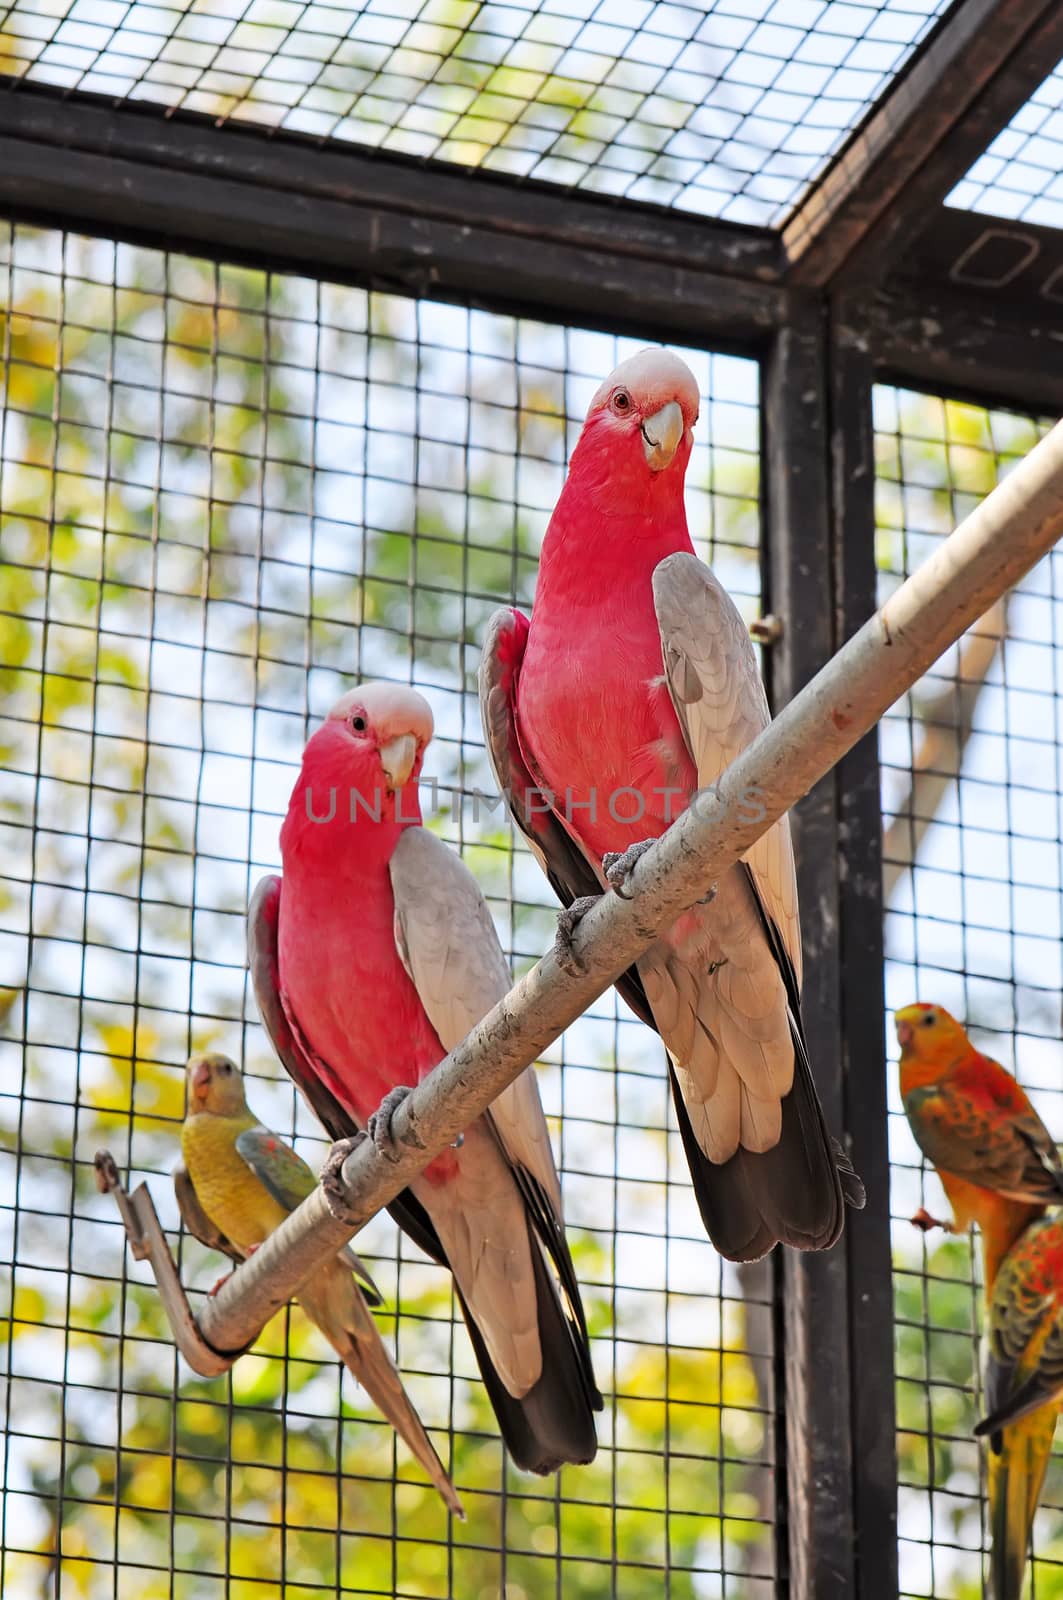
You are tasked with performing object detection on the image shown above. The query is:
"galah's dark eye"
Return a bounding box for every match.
[921,1013,936,1028]
[612,389,631,413]
[351,714,367,732]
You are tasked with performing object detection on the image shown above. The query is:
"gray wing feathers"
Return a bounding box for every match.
[652,551,801,985]
[389,825,512,1051]
[638,870,791,1161]
[389,826,566,1391]
[648,551,800,1162]
[389,827,563,1218]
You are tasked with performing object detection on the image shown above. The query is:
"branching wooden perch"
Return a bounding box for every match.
[94,1151,240,1377]
[96,418,1063,1372]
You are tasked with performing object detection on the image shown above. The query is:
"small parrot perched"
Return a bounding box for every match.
[895,1002,1063,1280]
[247,681,602,1475]
[895,1002,1063,1598]
[176,1052,462,1515]
[975,1213,1063,1600]
[479,346,863,1262]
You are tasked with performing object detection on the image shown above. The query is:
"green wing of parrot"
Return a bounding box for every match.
[974,1213,1063,1600]
[234,1125,382,1307]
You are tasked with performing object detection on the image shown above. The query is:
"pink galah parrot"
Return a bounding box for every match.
[479,348,864,1263]
[248,681,601,1474]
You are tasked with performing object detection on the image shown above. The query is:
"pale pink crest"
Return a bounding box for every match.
[326,681,434,747]
[587,348,700,428]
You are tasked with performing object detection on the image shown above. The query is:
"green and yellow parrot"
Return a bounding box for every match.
[975,1212,1063,1600]
[176,1052,462,1515]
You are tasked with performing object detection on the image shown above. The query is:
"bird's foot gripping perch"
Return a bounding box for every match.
[365,1087,465,1164]
[367,1087,425,1162]
[319,1132,370,1223]
[602,839,656,899]
[553,896,602,977]
[603,840,718,906]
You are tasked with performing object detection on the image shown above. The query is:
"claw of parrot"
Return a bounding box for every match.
[319,1132,367,1223]
[553,895,601,977]
[910,1207,951,1234]
[368,1085,427,1162]
[602,839,656,900]
[207,1241,259,1297]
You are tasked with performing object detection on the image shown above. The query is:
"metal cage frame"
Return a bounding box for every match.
[2,0,1063,1593]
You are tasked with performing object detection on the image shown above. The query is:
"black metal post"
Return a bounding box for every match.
[830,302,899,1598]
[762,300,900,1599]
[762,305,856,1598]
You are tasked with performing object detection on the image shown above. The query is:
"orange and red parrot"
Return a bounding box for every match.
[895,1002,1062,1279]
[895,1002,1063,1598]
[480,347,862,1263]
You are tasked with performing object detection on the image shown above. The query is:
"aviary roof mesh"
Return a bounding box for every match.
[0,0,949,225]
[947,57,1063,230]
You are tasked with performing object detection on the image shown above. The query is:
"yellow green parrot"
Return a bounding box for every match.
[975,1212,1063,1600]
[176,1052,462,1516]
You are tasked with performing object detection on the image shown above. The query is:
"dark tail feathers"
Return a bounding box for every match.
[459,1244,601,1474]
[668,1032,864,1263]
[389,1191,601,1474]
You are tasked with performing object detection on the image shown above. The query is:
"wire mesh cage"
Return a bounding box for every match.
[0,0,951,223]
[2,0,1063,1588]
[0,220,780,1598]
[877,385,1063,1598]
[947,60,1063,229]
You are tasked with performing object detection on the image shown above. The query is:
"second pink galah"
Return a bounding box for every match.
[480,348,864,1263]
[249,682,601,1474]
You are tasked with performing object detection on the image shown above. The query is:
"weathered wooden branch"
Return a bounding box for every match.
[94,1151,238,1376]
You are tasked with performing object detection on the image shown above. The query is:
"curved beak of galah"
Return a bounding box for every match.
[379,733,418,792]
[895,1018,914,1047]
[189,1056,212,1101]
[641,400,684,472]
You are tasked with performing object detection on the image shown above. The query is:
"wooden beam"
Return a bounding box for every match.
[867,280,1063,416]
[895,206,1063,307]
[0,84,785,346]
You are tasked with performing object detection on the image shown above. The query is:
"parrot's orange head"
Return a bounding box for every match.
[894,1003,968,1063]
[321,681,433,796]
[186,1053,248,1117]
[572,348,700,513]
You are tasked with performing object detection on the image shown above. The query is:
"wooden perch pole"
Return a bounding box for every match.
[111,418,1063,1369]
